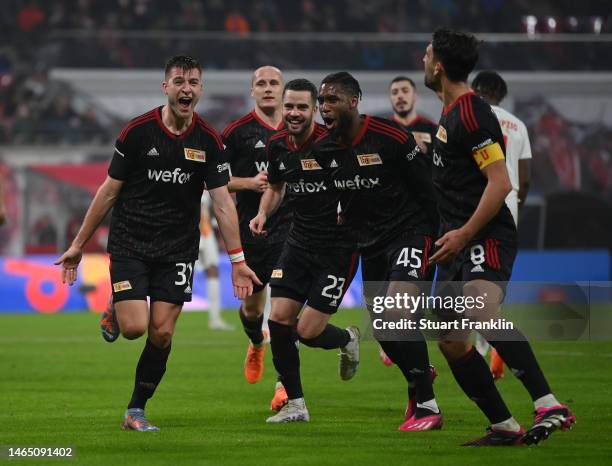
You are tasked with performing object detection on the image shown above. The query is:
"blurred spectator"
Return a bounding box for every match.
[0,64,118,145]
[17,1,46,33]
[224,10,250,35]
[30,214,57,247]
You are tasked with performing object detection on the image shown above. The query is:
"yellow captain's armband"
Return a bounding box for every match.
[472,142,505,169]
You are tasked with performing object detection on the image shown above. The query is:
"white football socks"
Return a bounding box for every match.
[417,398,440,414]
[207,276,221,322]
[492,417,521,432]
[534,393,560,410]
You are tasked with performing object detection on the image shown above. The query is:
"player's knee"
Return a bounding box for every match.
[296,326,318,341]
[268,314,293,326]
[121,324,147,340]
[241,302,263,318]
[296,321,323,340]
[438,339,472,362]
[149,328,173,347]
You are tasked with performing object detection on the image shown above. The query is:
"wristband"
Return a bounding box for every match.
[228,247,245,264]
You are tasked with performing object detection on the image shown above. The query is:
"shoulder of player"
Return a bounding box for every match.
[267,129,290,153]
[116,107,159,143]
[414,114,438,129]
[194,114,224,150]
[312,124,329,143]
[366,115,410,144]
[452,92,498,134]
[269,128,289,142]
[493,105,528,130]
[221,112,255,139]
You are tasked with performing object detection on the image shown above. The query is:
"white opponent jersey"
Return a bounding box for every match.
[491,105,532,225]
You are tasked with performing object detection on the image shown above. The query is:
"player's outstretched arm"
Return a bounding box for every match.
[209,185,262,298]
[55,176,123,285]
[249,182,284,236]
[228,172,269,193]
[431,159,511,265]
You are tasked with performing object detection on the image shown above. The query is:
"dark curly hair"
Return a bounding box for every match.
[472,70,508,105]
[432,28,481,83]
[321,71,362,100]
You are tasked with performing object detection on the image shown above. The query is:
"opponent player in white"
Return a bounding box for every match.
[199,191,233,330]
[472,70,532,380]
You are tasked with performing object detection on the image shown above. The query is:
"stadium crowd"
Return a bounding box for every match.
[5,0,609,34]
[2,0,610,71]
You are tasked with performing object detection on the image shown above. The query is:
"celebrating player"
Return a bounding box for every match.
[55,55,260,432]
[389,76,438,155]
[222,66,291,385]
[250,79,360,423]
[316,72,443,432]
[424,28,575,445]
[378,76,440,367]
[472,70,533,379]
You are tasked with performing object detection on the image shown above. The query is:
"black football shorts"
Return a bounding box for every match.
[435,236,516,285]
[270,243,359,314]
[362,232,435,283]
[243,241,284,294]
[361,232,435,304]
[109,256,195,305]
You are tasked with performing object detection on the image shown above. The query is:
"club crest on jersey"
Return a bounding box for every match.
[436,126,447,143]
[113,280,132,292]
[300,159,322,170]
[356,153,383,166]
[184,148,206,162]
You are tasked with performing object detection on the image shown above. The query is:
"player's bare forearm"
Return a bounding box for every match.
[461,160,512,240]
[229,173,268,193]
[518,159,530,207]
[72,176,123,249]
[258,182,284,217]
[228,176,255,192]
[209,185,242,251]
[228,176,248,192]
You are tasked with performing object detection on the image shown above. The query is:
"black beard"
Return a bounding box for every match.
[424,75,441,92]
[394,108,412,118]
[287,119,311,137]
[330,111,354,142]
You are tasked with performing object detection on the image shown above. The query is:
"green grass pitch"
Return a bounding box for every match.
[1,310,611,465]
